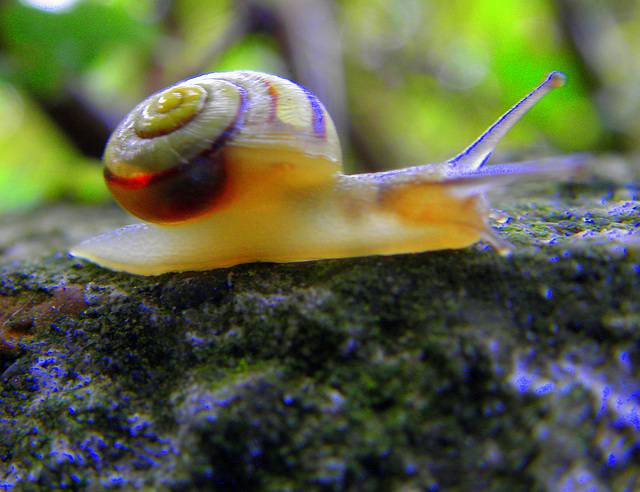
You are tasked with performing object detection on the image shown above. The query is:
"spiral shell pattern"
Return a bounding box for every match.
[103,71,341,224]
[134,86,206,138]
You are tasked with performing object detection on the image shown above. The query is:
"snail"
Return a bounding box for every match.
[70,70,570,276]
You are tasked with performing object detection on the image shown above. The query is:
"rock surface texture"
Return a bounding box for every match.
[1,163,639,491]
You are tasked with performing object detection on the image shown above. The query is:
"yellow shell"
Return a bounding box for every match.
[102,71,341,223]
[71,71,571,275]
[134,85,206,138]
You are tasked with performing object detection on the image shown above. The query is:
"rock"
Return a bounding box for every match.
[1,164,639,491]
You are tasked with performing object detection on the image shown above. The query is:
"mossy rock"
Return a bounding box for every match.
[1,163,639,491]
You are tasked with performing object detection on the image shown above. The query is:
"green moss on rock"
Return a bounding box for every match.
[1,175,640,491]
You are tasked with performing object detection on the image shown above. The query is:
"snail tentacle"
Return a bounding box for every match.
[448,71,566,171]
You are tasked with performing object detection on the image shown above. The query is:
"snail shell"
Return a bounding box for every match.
[71,70,571,275]
[102,71,340,224]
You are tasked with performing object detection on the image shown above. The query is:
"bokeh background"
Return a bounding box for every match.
[0,0,638,212]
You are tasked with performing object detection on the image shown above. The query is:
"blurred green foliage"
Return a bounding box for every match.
[0,0,638,212]
[0,0,157,99]
[0,81,106,209]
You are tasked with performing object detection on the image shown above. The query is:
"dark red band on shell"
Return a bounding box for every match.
[105,152,228,223]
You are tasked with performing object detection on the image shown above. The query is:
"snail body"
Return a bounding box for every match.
[71,70,569,275]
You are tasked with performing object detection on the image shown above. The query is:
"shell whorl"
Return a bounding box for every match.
[134,85,207,138]
[103,71,341,224]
